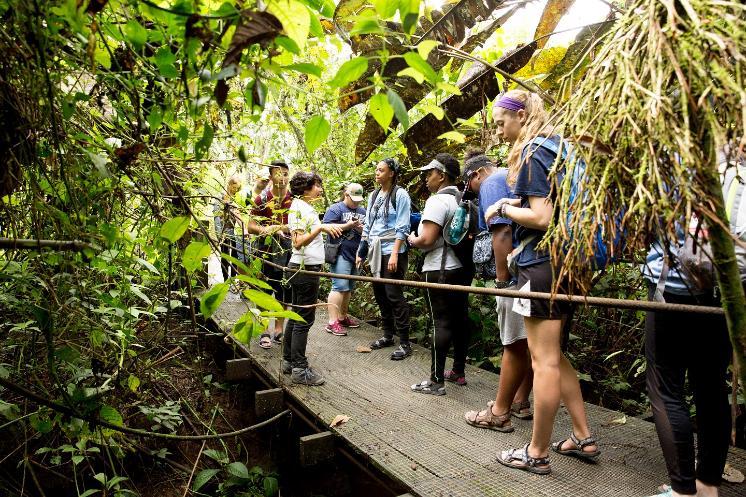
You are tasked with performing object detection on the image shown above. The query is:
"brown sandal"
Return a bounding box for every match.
[464,401,514,432]
[510,400,533,420]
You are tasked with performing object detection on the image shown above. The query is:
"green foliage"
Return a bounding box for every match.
[329,56,369,88]
[138,401,183,432]
[304,115,331,154]
[195,450,279,496]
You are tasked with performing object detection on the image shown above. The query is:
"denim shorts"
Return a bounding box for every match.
[330,256,357,292]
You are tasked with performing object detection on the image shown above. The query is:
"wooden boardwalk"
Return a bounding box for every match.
[212,300,746,497]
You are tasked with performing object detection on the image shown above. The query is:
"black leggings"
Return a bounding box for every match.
[423,269,472,383]
[645,286,731,495]
[372,252,410,342]
[282,265,321,370]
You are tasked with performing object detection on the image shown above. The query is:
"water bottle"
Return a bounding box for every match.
[447,201,468,245]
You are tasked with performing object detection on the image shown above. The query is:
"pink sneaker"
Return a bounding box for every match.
[325,321,347,336]
[338,316,360,328]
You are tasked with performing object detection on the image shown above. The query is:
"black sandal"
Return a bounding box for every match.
[370,336,395,349]
[551,433,601,462]
[496,444,551,475]
[411,380,445,396]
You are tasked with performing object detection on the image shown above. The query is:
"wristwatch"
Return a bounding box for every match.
[494,280,512,289]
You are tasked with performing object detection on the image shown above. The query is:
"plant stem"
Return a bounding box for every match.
[701,131,746,388]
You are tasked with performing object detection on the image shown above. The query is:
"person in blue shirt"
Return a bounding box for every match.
[461,149,534,432]
[356,158,413,360]
[484,90,598,475]
[323,183,366,336]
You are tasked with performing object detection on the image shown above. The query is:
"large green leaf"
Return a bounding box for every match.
[304,115,331,154]
[259,310,306,322]
[329,57,368,88]
[398,0,420,35]
[99,405,123,427]
[235,274,273,290]
[284,62,323,78]
[192,469,220,492]
[266,0,311,50]
[374,0,398,18]
[386,90,409,131]
[200,283,230,319]
[243,289,284,312]
[182,241,211,273]
[227,461,250,479]
[369,93,394,131]
[159,217,190,243]
[263,476,279,497]
[221,253,252,275]
[233,312,256,343]
[402,52,438,84]
[125,20,147,49]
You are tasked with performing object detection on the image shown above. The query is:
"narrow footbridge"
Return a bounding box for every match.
[211,300,745,497]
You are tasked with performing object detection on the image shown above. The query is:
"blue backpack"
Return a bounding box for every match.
[524,136,626,271]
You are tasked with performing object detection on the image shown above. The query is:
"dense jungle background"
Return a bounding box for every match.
[1,0,744,496]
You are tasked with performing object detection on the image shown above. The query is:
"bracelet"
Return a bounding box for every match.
[494,198,509,219]
[494,280,512,289]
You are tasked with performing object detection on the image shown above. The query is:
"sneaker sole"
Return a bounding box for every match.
[291,378,325,386]
[390,352,412,360]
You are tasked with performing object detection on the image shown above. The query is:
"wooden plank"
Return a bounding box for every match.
[225,358,252,381]
[299,431,335,467]
[255,388,284,419]
[212,300,746,497]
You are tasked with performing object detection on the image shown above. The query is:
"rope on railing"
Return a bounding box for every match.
[260,259,725,316]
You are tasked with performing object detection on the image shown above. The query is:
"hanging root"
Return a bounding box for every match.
[544,0,746,291]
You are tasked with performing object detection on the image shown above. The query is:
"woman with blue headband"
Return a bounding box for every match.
[485,89,599,475]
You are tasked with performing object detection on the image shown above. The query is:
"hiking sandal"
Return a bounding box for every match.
[259,333,272,349]
[510,400,533,420]
[496,444,551,475]
[370,336,395,349]
[464,401,514,432]
[411,380,445,396]
[272,331,283,343]
[551,432,601,462]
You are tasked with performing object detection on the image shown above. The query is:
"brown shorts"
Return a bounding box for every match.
[512,260,572,320]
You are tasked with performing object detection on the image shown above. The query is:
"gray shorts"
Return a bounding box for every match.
[496,285,526,345]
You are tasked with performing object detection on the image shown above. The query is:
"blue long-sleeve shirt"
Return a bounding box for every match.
[362,187,411,255]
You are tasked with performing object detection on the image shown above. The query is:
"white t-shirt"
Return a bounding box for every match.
[420,186,462,272]
[288,198,325,265]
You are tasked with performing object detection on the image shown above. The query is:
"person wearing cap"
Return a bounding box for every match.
[356,157,413,360]
[407,153,474,395]
[322,183,366,336]
[461,148,534,431]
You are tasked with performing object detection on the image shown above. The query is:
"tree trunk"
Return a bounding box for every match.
[702,138,746,388]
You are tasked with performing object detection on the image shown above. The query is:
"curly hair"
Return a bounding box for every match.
[463,147,485,162]
[289,171,322,197]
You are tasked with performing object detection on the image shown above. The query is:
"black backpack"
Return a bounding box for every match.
[438,189,477,281]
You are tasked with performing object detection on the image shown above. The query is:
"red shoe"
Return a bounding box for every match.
[444,370,467,386]
[338,316,360,328]
[325,321,347,336]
